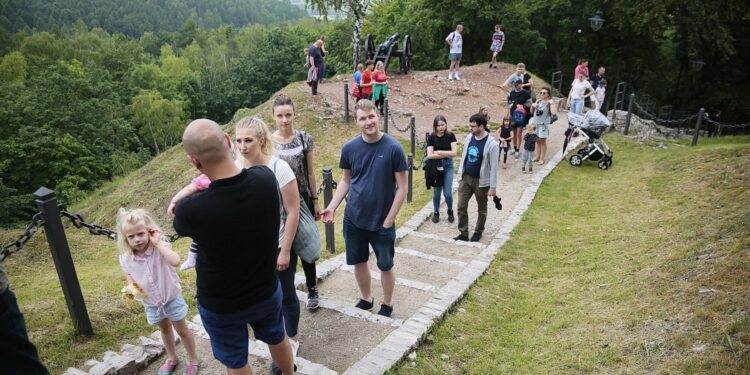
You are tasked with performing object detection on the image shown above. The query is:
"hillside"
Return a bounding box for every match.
[0,64,541,372]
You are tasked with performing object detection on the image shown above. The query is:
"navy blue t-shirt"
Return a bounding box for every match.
[339,133,408,231]
[464,135,488,178]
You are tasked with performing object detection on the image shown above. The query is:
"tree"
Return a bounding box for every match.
[0,51,28,84]
[306,0,371,68]
[130,90,186,154]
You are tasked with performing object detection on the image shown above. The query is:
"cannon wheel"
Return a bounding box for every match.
[401,35,413,74]
[364,34,375,61]
[383,43,397,72]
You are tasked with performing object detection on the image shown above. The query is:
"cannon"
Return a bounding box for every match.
[364,33,413,74]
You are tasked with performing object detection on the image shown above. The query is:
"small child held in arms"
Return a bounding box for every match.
[521,124,538,174]
[116,208,200,375]
[167,174,210,271]
[496,116,513,168]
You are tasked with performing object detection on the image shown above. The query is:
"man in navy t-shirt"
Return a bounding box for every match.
[322,100,408,318]
[455,114,499,242]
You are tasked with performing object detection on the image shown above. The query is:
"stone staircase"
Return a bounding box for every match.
[66,113,583,375]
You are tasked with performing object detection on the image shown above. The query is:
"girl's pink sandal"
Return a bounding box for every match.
[157,359,178,375]
[183,361,201,375]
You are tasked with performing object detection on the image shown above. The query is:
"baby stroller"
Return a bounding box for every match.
[567,111,613,170]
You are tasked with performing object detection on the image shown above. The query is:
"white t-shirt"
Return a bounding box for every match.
[595,87,606,110]
[446,31,462,54]
[570,79,593,100]
[235,156,295,248]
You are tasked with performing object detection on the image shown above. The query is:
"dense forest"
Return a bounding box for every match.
[0,0,307,35]
[1,0,748,224]
[0,11,353,224]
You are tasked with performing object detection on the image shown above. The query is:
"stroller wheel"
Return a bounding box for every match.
[598,160,609,170]
[607,159,613,167]
[570,154,583,166]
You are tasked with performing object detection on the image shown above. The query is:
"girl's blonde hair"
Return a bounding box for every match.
[479,105,490,121]
[115,208,162,255]
[375,60,384,70]
[234,116,276,156]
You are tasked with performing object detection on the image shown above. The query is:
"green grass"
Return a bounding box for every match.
[0,82,432,373]
[390,134,750,374]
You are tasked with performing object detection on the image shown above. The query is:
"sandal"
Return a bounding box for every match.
[157,359,178,375]
[183,361,201,375]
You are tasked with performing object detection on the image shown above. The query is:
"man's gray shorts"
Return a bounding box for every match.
[449,53,462,61]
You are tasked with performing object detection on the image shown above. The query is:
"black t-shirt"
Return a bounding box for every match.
[524,133,538,151]
[508,88,532,109]
[427,132,457,152]
[522,73,531,85]
[174,167,280,313]
[308,44,324,66]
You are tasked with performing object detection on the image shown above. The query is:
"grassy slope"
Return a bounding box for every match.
[390,135,750,374]
[1,82,431,373]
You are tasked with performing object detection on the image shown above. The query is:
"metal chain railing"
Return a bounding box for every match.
[414,138,429,170]
[388,110,412,133]
[1,213,44,262]
[59,207,182,242]
[703,117,750,129]
[632,100,698,126]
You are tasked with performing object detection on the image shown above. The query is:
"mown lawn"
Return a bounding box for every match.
[390,134,750,374]
[0,83,432,373]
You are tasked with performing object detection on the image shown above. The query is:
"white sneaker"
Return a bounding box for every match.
[448,73,453,80]
[455,74,461,81]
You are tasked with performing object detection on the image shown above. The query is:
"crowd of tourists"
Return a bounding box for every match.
[3,27,609,375]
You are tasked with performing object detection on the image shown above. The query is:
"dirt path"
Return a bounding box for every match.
[74,65,583,375]
[318,63,521,138]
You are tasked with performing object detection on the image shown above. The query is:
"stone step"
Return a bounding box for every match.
[397,232,482,263]
[314,268,433,320]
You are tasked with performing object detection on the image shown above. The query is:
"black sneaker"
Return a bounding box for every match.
[432,212,439,223]
[470,232,482,242]
[306,287,319,310]
[355,297,374,310]
[271,363,297,375]
[447,210,455,223]
[489,63,493,69]
[377,303,393,317]
[453,233,469,241]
